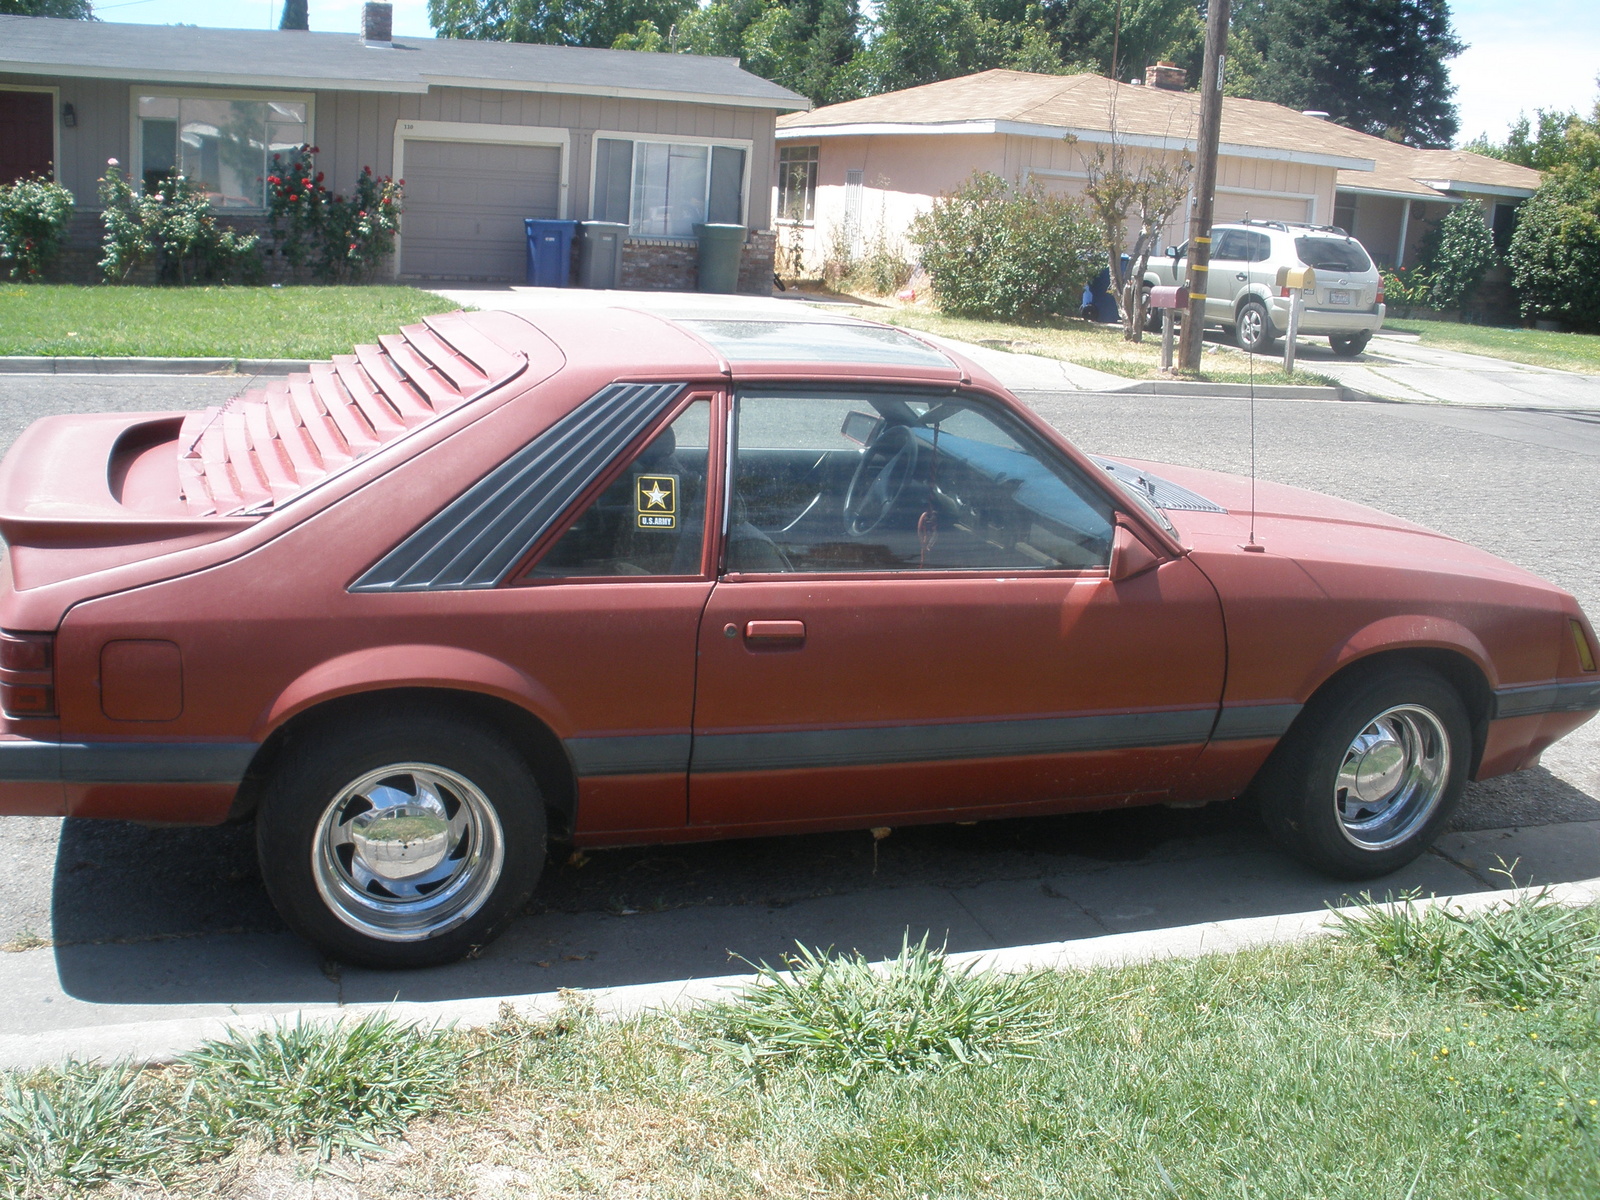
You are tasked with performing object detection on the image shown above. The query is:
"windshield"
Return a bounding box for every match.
[1294,236,1372,273]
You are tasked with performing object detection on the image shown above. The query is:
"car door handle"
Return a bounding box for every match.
[745,620,806,640]
[1235,272,1248,280]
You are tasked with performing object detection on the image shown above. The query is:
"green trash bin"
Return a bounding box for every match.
[694,223,745,294]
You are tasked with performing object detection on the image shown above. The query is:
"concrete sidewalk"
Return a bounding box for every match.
[5,816,1597,1070]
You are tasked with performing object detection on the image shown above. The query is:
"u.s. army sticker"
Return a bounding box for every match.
[636,474,677,529]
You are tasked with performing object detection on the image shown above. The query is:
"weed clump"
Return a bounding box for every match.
[702,937,1058,1091]
[1332,889,1600,1006]
[181,1012,462,1158]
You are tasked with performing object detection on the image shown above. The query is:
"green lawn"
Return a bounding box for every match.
[1383,316,1600,374]
[0,285,460,360]
[5,895,1597,1198]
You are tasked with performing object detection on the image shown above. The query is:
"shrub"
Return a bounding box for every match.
[1509,172,1600,332]
[1379,264,1433,318]
[909,172,1100,322]
[97,160,261,284]
[1423,202,1499,315]
[0,174,74,280]
[265,146,403,281]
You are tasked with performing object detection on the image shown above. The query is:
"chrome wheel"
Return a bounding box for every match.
[1334,704,1450,851]
[1237,302,1270,351]
[312,763,505,943]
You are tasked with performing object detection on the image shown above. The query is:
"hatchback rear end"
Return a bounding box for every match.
[1271,228,1385,352]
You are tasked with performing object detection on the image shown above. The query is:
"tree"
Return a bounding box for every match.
[670,0,868,106]
[1038,0,1202,80]
[428,0,696,50]
[1422,202,1496,316]
[1242,0,1462,147]
[1079,95,1193,340]
[844,0,1064,99]
[279,0,309,30]
[1506,96,1600,331]
[0,0,94,15]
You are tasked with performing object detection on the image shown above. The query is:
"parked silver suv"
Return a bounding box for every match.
[1144,221,1385,356]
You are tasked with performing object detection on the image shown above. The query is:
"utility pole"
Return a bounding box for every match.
[1177,0,1230,372]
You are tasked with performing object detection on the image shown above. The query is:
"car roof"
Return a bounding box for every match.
[495,306,985,390]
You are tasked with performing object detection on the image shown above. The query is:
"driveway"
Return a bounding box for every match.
[0,370,1596,1064]
[1227,328,1600,411]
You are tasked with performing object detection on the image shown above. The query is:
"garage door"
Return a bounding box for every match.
[1212,191,1311,225]
[400,140,561,280]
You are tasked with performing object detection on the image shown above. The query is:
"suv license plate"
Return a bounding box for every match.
[1327,289,1353,306]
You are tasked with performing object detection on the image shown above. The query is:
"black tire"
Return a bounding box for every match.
[1250,666,1470,879]
[1330,331,1371,357]
[1142,286,1163,333]
[1234,298,1277,353]
[257,712,545,968]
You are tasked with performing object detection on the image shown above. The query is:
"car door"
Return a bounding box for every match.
[687,387,1228,833]
[1206,229,1251,324]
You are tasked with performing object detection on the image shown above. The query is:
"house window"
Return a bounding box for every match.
[593,136,747,237]
[777,144,818,224]
[136,94,309,209]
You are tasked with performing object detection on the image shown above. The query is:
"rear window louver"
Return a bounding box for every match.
[176,314,523,516]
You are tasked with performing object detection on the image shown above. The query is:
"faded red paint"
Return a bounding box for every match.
[0,307,1591,850]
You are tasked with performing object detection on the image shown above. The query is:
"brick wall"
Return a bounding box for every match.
[614,230,776,295]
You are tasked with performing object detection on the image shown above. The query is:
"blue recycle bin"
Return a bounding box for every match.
[1083,254,1132,322]
[524,218,578,287]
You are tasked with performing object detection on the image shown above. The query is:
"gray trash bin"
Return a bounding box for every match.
[694,223,745,294]
[578,221,628,289]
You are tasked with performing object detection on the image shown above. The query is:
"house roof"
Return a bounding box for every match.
[0,14,808,111]
[778,70,1376,170]
[780,69,1546,197]
[1333,142,1543,200]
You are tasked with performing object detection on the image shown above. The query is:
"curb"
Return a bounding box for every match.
[0,357,313,376]
[1108,380,1351,400]
[3,876,1595,1073]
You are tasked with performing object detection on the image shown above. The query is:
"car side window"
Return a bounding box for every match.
[730,391,1113,574]
[530,399,711,577]
[1212,230,1249,260]
[1248,232,1273,262]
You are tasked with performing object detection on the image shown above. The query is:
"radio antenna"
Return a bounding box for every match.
[1243,342,1264,551]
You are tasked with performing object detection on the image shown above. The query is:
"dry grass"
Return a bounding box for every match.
[813,296,1337,387]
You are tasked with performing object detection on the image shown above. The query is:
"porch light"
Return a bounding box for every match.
[62,103,76,128]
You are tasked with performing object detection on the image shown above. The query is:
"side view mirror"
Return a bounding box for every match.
[1109,520,1162,582]
[1166,245,1181,260]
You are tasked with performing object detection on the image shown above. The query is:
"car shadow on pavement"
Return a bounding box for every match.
[49,769,1600,1008]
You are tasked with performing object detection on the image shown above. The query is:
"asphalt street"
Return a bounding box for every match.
[0,374,1596,1037]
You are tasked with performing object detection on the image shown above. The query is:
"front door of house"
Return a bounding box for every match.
[0,91,53,185]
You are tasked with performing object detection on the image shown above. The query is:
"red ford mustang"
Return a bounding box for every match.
[0,310,1594,967]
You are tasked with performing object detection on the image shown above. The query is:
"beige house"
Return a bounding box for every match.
[775,68,1540,274]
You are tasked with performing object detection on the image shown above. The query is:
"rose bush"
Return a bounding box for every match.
[265,147,403,281]
[0,175,75,281]
[97,161,261,284]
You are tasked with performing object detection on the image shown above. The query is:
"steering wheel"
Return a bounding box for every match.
[843,424,920,537]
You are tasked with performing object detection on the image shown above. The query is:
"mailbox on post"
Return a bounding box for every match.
[1148,285,1189,371]
[1273,266,1316,374]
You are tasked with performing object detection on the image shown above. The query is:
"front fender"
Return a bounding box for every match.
[256,644,572,739]
[1302,614,1498,699]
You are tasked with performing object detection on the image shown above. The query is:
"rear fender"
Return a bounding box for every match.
[258,644,571,740]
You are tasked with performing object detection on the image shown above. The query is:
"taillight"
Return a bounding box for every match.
[1376,278,1385,305]
[0,630,56,718]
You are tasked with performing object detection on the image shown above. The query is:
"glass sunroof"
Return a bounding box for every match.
[679,319,954,368]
